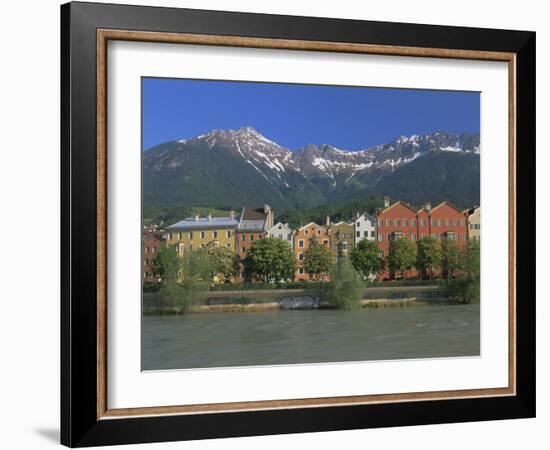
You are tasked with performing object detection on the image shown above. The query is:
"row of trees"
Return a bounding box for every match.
[349,236,480,281]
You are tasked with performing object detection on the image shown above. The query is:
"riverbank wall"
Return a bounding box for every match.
[143,285,449,314]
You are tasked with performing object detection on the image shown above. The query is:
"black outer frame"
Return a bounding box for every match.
[60,1,536,447]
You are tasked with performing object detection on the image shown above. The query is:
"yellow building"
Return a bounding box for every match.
[328,220,355,258]
[465,206,481,241]
[165,212,239,255]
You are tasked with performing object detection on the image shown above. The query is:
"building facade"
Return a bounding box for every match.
[329,221,355,258]
[376,199,469,279]
[142,230,164,284]
[354,212,376,245]
[236,205,274,260]
[294,222,330,281]
[267,222,294,250]
[465,206,481,241]
[165,212,238,256]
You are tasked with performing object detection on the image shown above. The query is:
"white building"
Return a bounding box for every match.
[354,212,376,245]
[267,222,294,250]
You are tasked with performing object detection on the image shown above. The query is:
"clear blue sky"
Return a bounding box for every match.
[142,77,479,151]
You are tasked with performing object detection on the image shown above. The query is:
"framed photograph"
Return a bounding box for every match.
[61,2,536,447]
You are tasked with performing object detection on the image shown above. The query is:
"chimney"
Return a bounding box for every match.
[384,196,390,208]
[326,215,331,227]
[229,209,235,219]
[207,213,212,221]
[194,213,199,221]
[425,202,431,211]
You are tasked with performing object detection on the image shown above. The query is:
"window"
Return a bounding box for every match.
[177,232,182,240]
[412,219,417,226]
[447,219,452,226]
[287,234,292,240]
[378,219,384,227]
[349,233,353,239]
[226,231,231,238]
[387,219,393,226]
[299,268,304,274]
[404,219,409,227]
[298,253,304,261]
[317,229,321,235]
[213,231,218,239]
[395,219,400,227]
[455,219,460,226]
[356,231,361,238]
[298,239,304,248]
[323,239,329,246]
[356,221,360,227]
[412,234,417,241]
[363,231,368,237]
[421,219,427,227]
[151,247,155,253]
[226,243,230,248]
[241,247,246,253]
[304,229,309,235]
[378,234,384,242]
[167,233,172,240]
[250,234,255,241]
[144,247,148,253]
[242,234,246,241]
[189,231,193,240]
[431,219,436,226]
[200,231,205,240]
[371,231,375,238]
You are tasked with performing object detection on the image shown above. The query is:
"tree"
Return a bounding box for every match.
[350,239,384,279]
[197,241,237,282]
[387,238,417,279]
[244,237,296,283]
[445,240,480,304]
[151,245,178,281]
[416,236,441,279]
[323,258,363,309]
[461,240,480,280]
[303,240,334,281]
[441,239,462,279]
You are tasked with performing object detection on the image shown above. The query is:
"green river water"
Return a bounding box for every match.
[142,303,479,370]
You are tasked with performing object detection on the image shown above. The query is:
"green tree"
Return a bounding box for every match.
[462,240,480,280]
[416,236,441,279]
[441,239,462,279]
[322,258,363,309]
[197,241,237,282]
[151,245,178,281]
[244,237,296,283]
[445,240,481,304]
[350,239,384,279]
[303,240,334,281]
[387,238,417,279]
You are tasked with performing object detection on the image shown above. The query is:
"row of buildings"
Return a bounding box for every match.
[143,197,480,283]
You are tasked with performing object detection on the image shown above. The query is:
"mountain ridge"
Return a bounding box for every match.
[143,127,480,214]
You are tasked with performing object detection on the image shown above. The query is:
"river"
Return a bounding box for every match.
[142,303,479,370]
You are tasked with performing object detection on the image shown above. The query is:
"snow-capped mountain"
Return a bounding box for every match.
[143,127,480,212]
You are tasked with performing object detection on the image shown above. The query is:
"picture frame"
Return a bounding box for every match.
[61,1,535,447]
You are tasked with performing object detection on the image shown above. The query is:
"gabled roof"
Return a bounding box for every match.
[429,201,465,215]
[238,206,267,232]
[357,212,376,222]
[298,222,325,231]
[268,222,292,233]
[378,201,417,215]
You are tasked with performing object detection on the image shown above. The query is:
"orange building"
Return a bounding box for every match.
[142,230,164,284]
[294,222,330,281]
